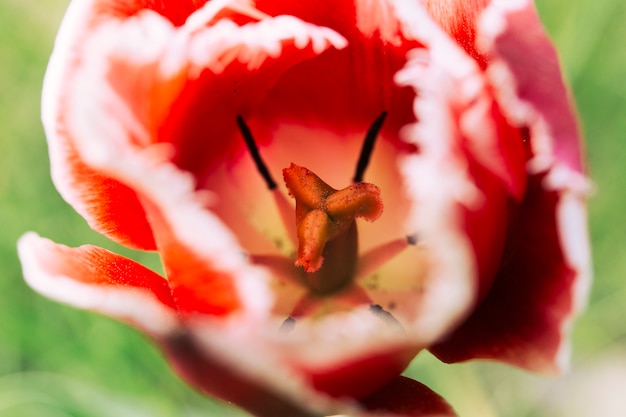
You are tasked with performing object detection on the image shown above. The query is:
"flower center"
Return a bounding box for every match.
[236,113,415,316]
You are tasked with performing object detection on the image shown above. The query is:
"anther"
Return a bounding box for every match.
[369,304,404,330]
[279,317,296,333]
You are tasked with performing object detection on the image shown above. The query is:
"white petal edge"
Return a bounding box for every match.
[390,0,484,343]
[17,232,180,337]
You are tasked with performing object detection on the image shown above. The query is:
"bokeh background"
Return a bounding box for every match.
[1,0,624,416]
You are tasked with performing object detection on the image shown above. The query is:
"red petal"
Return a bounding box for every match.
[47,139,157,250]
[307,346,417,400]
[158,16,353,183]
[460,155,511,299]
[430,174,589,373]
[429,0,591,373]
[392,5,524,342]
[43,0,161,250]
[141,193,268,315]
[359,376,456,417]
[51,2,281,316]
[479,0,586,180]
[259,0,488,64]
[17,232,178,335]
[421,0,490,62]
[93,0,203,25]
[395,2,528,201]
[144,201,251,316]
[215,0,419,150]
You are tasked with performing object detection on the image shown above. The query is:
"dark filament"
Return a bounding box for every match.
[353,111,388,183]
[236,115,277,190]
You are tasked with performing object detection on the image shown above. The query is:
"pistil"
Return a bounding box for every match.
[283,163,383,294]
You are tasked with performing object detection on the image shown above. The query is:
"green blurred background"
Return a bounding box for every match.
[1,0,624,416]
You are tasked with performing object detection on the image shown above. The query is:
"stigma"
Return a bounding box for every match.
[283,163,383,294]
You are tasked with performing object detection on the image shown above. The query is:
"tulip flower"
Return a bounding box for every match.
[19,0,591,415]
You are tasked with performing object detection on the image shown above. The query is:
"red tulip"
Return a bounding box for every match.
[19,0,590,415]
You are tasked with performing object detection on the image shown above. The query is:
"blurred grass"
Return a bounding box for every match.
[0,0,624,416]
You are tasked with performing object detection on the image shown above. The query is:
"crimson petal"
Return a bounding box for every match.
[358,376,456,417]
[431,175,583,372]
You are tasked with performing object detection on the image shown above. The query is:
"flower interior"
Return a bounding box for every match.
[237,112,416,311]
[204,103,423,326]
[147,3,430,329]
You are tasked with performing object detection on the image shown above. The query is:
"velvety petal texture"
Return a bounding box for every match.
[21,0,589,415]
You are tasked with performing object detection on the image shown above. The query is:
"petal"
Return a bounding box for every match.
[18,233,320,416]
[159,330,328,417]
[45,139,158,250]
[259,0,489,64]
[141,196,271,317]
[305,345,418,400]
[430,174,591,373]
[173,315,422,414]
[390,1,523,342]
[478,0,588,187]
[43,0,158,250]
[420,0,490,62]
[359,376,456,417]
[157,12,350,182]
[93,0,203,25]
[17,232,179,336]
[394,1,528,200]
[429,0,592,373]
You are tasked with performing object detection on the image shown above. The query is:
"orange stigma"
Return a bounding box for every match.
[283,163,383,294]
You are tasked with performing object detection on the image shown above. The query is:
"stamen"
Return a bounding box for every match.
[236,116,277,190]
[369,304,404,330]
[353,111,387,183]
